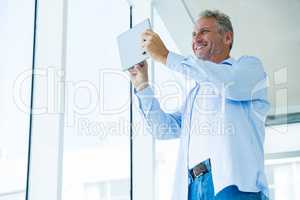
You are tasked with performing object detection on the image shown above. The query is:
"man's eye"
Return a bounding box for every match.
[192,30,209,37]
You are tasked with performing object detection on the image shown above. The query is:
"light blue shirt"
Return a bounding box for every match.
[135,52,270,200]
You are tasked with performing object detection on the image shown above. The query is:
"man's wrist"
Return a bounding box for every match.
[165,51,185,69]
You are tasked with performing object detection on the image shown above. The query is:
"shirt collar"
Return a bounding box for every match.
[220,57,235,66]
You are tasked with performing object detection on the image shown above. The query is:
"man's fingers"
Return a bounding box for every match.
[141,35,151,44]
[141,30,156,41]
[134,65,143,73]
[128,67,138,75]
[141,30,160,54]
[129,63,143,73]
[141,29,154,36]
[141,40,150,52]
[144,29,154,35]
[128,67,134,73]
[141,61,148,68]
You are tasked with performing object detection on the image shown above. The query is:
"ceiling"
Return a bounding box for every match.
[153,0,300,116]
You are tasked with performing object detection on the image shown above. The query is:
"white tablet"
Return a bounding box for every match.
[117,18,151,71]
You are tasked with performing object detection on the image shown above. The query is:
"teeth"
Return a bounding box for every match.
[196,45,206,50]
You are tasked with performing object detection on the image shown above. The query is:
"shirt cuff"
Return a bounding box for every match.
[166,51,185,70]
[134,85,155,113]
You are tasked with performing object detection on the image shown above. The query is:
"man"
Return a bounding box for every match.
[129,10,269,200]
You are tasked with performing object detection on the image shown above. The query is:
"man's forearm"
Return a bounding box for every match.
[135,86,182,140]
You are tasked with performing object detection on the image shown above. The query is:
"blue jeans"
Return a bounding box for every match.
[188,160,268,200]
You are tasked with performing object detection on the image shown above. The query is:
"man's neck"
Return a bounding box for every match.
[209,54,230,64]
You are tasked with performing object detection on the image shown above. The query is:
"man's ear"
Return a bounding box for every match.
[224,31,233,47]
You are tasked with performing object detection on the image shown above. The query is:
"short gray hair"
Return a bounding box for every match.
[198,10,234,50]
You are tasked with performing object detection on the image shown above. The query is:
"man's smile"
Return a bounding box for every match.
[194,43,208,51]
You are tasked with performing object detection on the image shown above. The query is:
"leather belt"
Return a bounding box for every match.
[190,160,210,180]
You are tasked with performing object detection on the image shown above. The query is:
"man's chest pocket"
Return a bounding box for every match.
[194,84,223,115]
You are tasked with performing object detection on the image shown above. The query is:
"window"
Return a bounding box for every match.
[26,0,155,199]
[61,1,131,199]
[265,157,300,200]
[0,0,35,199]
[265,123,300,200]
[84,179,129,200]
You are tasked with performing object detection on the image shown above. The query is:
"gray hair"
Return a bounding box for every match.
[198,10,234,50]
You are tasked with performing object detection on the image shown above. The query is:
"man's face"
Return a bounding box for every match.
[192,17,229,61]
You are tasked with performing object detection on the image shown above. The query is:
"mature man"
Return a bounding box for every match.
[129,10,269,200]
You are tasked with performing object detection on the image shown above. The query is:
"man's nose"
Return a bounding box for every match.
[193,33,203,43]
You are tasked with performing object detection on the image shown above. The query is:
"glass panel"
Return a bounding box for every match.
[265,158,300,200]
[0,0,35,199]
[265,122,300,200]
[129,3,156,200]
[62,1,131,200]
[265,123,300,154]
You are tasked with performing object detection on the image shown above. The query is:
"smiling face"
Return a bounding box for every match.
[192,17,232,63]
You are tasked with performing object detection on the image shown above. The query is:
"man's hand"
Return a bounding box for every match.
[128,61,149,91]
[141,30,169,65]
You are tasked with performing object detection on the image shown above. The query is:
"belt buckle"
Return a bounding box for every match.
[191,163,208,179]
[192,167,204,179]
